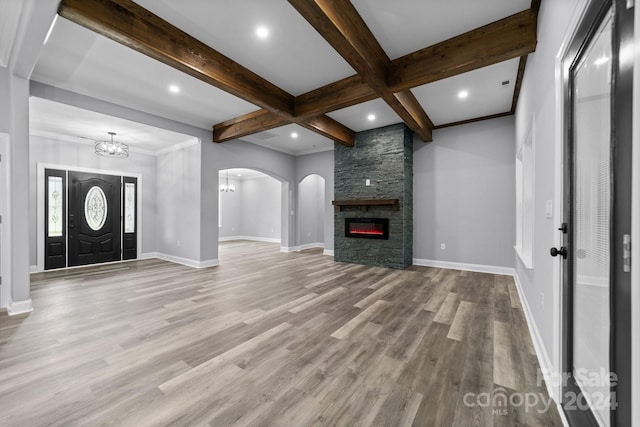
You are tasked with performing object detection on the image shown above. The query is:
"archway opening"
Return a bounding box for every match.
[297,174,326,251]
[218,168,283,259]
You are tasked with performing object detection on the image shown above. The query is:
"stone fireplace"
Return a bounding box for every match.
[334,123,413,269]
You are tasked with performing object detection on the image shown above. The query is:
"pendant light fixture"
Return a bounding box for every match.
[95,132,129,158]
[219,170,235,192]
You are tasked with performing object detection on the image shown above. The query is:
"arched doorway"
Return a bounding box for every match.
[218,168,283,258]
[297,174,326,250]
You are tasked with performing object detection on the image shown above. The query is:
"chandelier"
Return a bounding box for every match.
[219,170,235,192]
[95,132,129,158]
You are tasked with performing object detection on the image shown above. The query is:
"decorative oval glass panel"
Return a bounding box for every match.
[84,186,108,231]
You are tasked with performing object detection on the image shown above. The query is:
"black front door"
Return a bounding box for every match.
[68,171,121,267]
[556,1,633,425]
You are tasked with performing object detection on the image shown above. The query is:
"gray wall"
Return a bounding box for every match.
[218,177,241,238]
[156,143,202,261]
[241,177,281,240]
[298,174,325,246]
[413,116,516,268]
[296,150,334,252]
[28,135,158,265]
[514,0,584,382]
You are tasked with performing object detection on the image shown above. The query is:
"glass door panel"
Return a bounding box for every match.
[571,11,612,427]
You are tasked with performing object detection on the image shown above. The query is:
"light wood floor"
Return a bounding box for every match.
[0,241,562,426]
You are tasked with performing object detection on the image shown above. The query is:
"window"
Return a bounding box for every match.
[47,176,63,237]
[515,121,535,268]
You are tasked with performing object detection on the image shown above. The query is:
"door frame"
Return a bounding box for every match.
[555,0,634,425]
[632,3,640,425]
[0,133,10,309]
[36,163,142,272]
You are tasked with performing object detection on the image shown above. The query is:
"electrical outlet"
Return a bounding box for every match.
[308,232,311,237]
[540,292,545,310]
[440,243,446,250]
[365,179,371,186]
[231,227,235,232]
[177,240,180,247]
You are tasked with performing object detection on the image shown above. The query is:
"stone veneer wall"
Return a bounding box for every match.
[334,123,413,269]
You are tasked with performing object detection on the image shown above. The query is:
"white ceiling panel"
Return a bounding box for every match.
[31,17,258,130]
[412,58,520,126]
[326,98,402,132]
[352,0,530,60]
[30,97,197,155]
[240,123,333,156]
[134,0,356,96]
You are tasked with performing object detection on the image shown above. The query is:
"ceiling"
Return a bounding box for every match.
[219,168,271,181]
[29,0,535,156]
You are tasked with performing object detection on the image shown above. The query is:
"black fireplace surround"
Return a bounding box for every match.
[345,218,389,240]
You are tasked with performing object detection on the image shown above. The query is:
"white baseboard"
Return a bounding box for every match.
[512,272,556,402]
[297,242,324,251]
[7,297,33,315]
[323,249,334,256]
[155,253,219,269]
[219,236,281,243]
[412,258,515,276]
[140,252,159,260]
[279,243,325,253]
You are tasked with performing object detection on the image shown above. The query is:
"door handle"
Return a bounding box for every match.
[550,246,568,259]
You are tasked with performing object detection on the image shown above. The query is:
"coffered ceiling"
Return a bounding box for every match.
[30,0,539,156]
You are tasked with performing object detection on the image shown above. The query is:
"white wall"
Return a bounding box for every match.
[298,174,325,246]
[28,135,158,266]
[413,116,516,269]
[514,0,585,400]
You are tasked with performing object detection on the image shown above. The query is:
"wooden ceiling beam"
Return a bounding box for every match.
[59,0,355,147]
[216,8,537,142]
[288,0,433,141]
[213,110,289,143]
[387,9,538,93]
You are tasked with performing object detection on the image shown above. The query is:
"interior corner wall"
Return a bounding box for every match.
[295,150,335,252]
[413,116,516,268]
[28,135,158,266]
[156,142,202,262]
[514,0,585,389]
[0,68,31,306]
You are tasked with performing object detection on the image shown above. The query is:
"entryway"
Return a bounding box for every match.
[41,166,140,270]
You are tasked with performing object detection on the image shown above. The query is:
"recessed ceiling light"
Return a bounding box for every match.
[237,173,242,177]
[367,114,376,121]
[458,90,469,99]
[291,132,298,139]
[169,85,180,94]
[256,26,269,39]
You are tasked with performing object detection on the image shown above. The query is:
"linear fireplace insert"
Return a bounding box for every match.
[345,218,389,240]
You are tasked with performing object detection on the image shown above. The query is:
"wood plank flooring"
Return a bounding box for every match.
[0,241,562,426]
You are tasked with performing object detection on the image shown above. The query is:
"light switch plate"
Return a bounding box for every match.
[545,200,553,219]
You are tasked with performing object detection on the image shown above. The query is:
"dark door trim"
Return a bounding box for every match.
[122,176,138,260]
[559,0,634,425]
[44,168,67,270]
